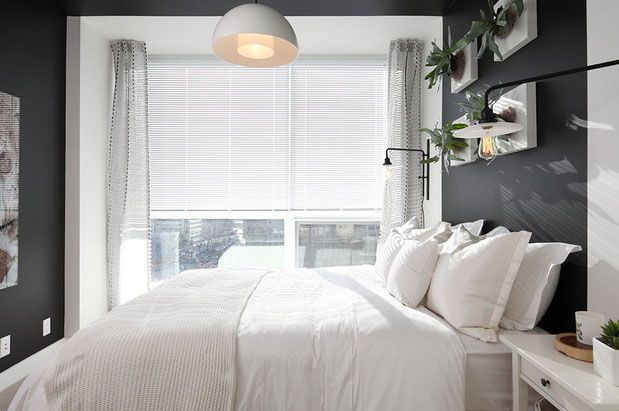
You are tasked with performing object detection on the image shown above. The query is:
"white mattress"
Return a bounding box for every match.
[417,306,544,411]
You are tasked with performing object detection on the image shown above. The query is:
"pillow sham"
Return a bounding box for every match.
[500,242,581,331]
[426,231,531,342]
[387,239,440,307]
[375,230,406,282]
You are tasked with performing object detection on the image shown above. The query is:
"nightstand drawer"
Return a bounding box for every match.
[521,358,590,411]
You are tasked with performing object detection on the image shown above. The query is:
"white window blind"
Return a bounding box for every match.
[149,58,387,212]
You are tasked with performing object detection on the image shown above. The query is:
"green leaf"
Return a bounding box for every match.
[478,32,488,58]
[487,33,503,60]
[451,37,471,52]
[420,156,439,164]
[447,154,466,161]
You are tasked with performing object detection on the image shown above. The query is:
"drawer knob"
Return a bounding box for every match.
[541,378,550,387]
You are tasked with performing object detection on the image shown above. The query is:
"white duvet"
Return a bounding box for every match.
[11,265,466,411]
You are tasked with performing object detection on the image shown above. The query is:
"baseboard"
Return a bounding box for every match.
[0,339,65,392]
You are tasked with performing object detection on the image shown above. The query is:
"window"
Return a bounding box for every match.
[298,223,380,268]
[149,57,387,277]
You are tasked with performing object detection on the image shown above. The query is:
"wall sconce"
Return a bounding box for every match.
[454,59,619,148]
[383,139,430,200]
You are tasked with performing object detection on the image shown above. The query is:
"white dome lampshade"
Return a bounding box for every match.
[453,121,523,160]
[212,3,299,68]
[453,121,523,139]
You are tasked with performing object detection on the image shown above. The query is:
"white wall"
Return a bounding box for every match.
[66,17,110,335]
[67,15,443,327]
[587,0,619,320]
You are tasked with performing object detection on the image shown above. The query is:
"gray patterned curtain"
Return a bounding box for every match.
[107,40,150,309]
[381,39,425,238]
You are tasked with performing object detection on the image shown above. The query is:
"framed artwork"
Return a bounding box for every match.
[451,42,478,94]
[493,0,538,61]
[0,91,19,290]
[493,82,537,155]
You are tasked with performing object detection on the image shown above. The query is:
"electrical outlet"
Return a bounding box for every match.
[0,335,10,358]
[43,317,51,336]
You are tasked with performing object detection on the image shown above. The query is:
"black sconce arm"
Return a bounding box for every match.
[383,139,431,201]
[480,59,619,123]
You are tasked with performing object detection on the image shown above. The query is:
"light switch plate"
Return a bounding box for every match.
[0,335,10,358]
[43,318,51,336]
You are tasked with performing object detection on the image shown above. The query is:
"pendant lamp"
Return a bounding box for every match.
[212,2,298,68]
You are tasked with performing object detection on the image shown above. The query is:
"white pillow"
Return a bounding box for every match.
[427,231,531,342]
[486,226,510,237]
[401,221,450,242]
[375,230,406,282]
[387,239,440,307]
[428,224,453,243]
[500,242,581,331]
[441,225,478,254]
[398,216,422,234]
[451,219,484,236]
[441,225,510,254]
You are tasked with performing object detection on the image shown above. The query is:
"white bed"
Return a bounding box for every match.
[11,265,467,411]
[417,306,544,411]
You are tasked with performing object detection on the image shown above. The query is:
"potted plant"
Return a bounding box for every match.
[425,28,472,89]
[593,319,619,386]
[420,121,469,171]
[466,0,524,60]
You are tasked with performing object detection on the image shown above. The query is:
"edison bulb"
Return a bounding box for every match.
[478,134,497,160]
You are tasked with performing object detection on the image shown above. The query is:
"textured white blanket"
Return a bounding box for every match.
[43,269,265,411]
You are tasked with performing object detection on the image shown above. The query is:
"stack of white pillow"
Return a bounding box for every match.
[375,217,581,342]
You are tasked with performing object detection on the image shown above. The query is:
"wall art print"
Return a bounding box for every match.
[0,91,19,290]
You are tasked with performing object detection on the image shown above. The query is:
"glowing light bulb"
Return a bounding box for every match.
[236,33,275,59]
[478,133,497,160]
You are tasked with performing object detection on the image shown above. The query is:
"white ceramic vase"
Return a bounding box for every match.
[593,338,619,386]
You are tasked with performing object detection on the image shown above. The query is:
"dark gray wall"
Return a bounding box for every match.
[50,0,451,16]
[442,0,587,333]
[0,0,66,372]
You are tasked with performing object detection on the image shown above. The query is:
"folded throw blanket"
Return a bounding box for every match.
[44,269,266,411]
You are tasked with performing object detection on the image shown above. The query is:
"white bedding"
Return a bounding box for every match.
[11,265,466,411]
[417,306,544,411]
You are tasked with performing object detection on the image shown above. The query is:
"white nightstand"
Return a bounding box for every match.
[500,334,619,411]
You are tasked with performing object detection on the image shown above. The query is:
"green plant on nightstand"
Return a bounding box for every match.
[594,318,619,386]
[600,319,619,350]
